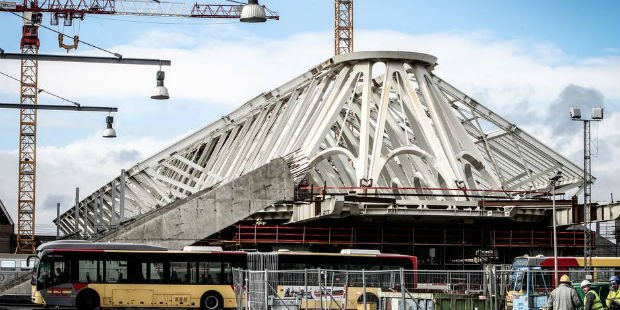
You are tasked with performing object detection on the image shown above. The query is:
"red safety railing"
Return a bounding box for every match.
[229,225,587,248]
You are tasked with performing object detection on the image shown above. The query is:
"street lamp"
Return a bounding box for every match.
[151,70,170,100]
[102,115,117,138]
[570,106,604,271]
[549,171,563,284]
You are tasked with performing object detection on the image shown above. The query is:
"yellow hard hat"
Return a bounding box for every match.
[560,274,571,283]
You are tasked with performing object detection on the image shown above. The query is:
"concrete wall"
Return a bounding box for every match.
[98,158,294,249]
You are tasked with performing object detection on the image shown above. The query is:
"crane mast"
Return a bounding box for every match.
[2,0,278,254]
[15,10,41,253]
[334,0,352,55]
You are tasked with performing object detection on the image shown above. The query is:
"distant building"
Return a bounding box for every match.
[0,199,15,253]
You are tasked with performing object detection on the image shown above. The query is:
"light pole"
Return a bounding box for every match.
[550,171,563,284]
[570,107,604,271]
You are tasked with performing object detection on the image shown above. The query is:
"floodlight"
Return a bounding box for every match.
[570,107,581,120]
[592,107,604,120]
[240,0,267,23]
[151,70,170,100]
[102,116,117,138]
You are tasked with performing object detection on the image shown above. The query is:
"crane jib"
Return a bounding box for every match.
[0,0,279,19]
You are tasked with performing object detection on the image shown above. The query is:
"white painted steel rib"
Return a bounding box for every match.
[368,63,394,182]
[432,76,584,177]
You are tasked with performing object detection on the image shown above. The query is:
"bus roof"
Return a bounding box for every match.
[538,257,620,268]
[515,255,620,268]
[38,241,413,258]
[38,240,168,253]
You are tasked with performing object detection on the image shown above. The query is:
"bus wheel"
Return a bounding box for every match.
[200,291,223,310]
[76,289,100,310]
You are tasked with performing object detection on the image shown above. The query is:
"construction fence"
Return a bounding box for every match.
[232,268,620,310]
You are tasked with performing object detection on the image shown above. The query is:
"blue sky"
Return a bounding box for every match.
[3,1,620,57]
[0,0,619,233]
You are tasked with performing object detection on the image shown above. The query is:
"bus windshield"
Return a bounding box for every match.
[36,255,72,290]
[510,257,529,291]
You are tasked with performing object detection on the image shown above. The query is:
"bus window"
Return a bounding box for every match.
[222,262,235,284]
[78,260,101,283]
[170,262,189,284]
[531,270,552,294]
[199,262,220,284]
[148,262,164,284]
[568,268,581,285]
[511,269,525,291]
[36,260,51,289]
[51,260,71,284]
[596,268,614,282]
[106,260,127,283]
[189,261,197,284]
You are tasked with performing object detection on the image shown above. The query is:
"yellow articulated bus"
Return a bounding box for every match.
[29,241,417,310]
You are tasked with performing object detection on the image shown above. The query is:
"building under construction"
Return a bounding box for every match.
[51,50,615,269]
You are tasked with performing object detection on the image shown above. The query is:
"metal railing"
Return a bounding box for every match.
[234,268,448,310]
[231,267,620,310]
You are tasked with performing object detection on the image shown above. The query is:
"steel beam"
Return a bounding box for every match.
[0,103,117,112]
[0,52,171,66]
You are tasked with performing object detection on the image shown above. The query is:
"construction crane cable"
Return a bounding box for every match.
[0,70,82,106]
[10,12,122,58]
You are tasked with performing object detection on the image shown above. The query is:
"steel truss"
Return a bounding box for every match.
[55,51,586,238]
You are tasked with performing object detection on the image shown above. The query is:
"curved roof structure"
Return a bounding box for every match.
[55,51,586,237]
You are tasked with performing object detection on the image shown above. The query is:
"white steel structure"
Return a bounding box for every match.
[55,51,586,237]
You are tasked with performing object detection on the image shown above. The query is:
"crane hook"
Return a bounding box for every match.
[58,33,79,52]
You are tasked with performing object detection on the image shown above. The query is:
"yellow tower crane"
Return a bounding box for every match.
[1,0,279,253]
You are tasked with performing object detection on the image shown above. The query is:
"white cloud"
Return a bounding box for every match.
[1,27,619,233]
[0,135,174,234]
[355,30,620,115]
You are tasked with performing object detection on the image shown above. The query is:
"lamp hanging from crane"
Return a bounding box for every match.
[240,0,266,23]
[151,69,170,100]
[102,115,117,138]
[2,0,278,253]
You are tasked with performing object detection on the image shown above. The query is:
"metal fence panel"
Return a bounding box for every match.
[232,268,620,310]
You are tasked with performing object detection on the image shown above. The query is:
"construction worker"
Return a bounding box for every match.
[545,274,581,310]
[581,280,604,310]
[608,275,620,309]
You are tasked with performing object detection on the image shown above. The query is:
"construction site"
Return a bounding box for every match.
[1,1,619,309]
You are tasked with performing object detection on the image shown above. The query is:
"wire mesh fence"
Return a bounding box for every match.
[232,268,620,310]
[233,268,476,310]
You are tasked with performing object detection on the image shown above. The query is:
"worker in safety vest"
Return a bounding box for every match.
[581,280,604,310]
[608,275,620,309]
[545,274,581,310]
